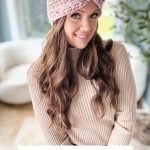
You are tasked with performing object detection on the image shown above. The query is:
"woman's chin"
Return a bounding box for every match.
[72,44,88,50]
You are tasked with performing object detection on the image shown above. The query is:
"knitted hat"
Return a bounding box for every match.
[47,0,105,25]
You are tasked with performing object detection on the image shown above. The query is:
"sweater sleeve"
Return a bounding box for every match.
[27,67,72,145]
[107,43,137,145]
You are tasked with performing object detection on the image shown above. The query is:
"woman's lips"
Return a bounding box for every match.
[75,34,88,40]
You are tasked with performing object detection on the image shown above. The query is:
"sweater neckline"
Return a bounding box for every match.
[69,47,84,64]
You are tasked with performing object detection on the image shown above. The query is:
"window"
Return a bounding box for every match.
[20,0,50,37]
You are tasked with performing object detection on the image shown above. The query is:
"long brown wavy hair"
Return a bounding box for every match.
[38,17,120,129]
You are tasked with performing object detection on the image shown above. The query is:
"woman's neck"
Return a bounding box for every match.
[68,47,83,68]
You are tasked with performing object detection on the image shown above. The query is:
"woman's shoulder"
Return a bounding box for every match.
[27,57,42,79]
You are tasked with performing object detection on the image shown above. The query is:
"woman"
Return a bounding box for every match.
[27,0,137,145]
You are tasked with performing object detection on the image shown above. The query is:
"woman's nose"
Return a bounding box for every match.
[80,19,92,33]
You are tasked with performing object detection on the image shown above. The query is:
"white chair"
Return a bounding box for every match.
[0,38,43,104]
[123,43,148,101]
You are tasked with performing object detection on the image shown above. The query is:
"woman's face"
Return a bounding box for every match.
[64,1,101,49]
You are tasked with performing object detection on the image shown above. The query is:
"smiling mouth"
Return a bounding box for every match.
[75,34,88,40]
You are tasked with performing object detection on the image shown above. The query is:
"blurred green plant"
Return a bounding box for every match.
[114,0,150,64]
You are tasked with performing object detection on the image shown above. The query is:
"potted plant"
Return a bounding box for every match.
[114,0,150,106]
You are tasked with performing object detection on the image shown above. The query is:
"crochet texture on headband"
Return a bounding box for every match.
[47,0,105,25]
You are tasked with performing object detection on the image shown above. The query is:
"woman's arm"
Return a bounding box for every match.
[27,65,72,145]
[107,42,137,145]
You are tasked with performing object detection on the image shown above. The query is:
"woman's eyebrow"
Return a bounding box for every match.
[76,8,101,14]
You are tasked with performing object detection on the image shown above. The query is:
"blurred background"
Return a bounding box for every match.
[0,0,150,150]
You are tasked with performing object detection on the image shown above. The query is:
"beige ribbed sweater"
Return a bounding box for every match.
[27,41,137,145]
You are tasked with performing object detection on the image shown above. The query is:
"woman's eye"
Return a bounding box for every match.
[91,13,100,19]
[70,13,81,19]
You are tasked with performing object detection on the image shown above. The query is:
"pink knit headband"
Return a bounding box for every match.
[47,0,105,25]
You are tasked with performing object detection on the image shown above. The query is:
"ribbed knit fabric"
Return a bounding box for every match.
[27,41,137,145]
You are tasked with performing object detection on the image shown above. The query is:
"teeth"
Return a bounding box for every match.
[76,34,87,39]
